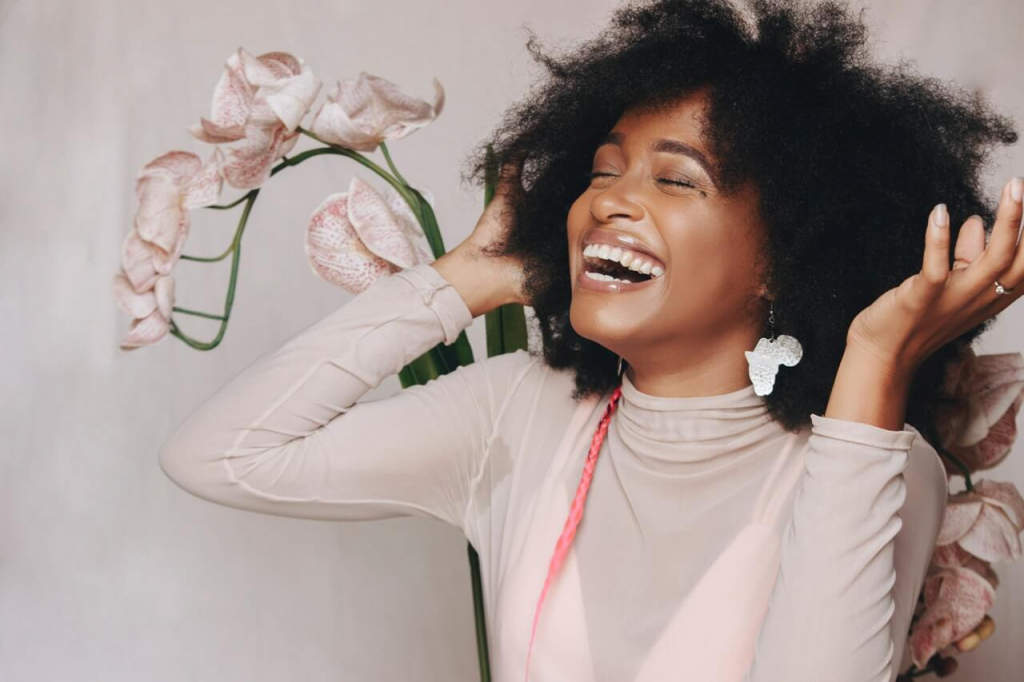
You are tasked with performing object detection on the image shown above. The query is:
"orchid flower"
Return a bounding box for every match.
[935,348,1024,474]
[909,561,997,668]
[906,479,1023,669]
[114,150,223,348]
[310,71,444,152]
[305,175,435,294]
[190,48,321,189]
[936,479,1024,563]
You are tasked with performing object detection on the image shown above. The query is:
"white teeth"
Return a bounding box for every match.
[584,271,633,284]
[582,242,665,279]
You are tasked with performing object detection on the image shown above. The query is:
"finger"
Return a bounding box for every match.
[972,176,1023,285]
[952,215,985,270]
[495,155,526,195]
[977,615,995,641]
[987,176,1024,291]
[956,631,982,652]
[920,203,951,291]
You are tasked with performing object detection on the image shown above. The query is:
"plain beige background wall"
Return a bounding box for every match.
[1,0,1021,679]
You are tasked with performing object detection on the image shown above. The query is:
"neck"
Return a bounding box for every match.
[622,323,762,398]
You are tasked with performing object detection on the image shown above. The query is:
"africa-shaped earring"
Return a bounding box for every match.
[744,298,803,396]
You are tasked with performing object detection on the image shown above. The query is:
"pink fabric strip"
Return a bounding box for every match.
[524,385,623,682]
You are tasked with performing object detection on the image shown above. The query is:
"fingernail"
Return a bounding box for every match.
[934,203,948,226]
[1009,177,1023,203]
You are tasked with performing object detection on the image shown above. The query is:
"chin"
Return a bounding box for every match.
[568,297,638,351]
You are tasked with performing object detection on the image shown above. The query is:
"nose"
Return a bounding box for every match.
[590,175,645,223]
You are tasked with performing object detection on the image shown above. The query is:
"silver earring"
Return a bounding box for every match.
[616,355,625,378]
[744,298,802,396]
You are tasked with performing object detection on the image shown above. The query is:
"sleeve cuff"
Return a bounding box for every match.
[810,413,917,450]
[393,263,474,345]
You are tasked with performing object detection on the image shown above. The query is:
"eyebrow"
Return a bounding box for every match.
[598,130,717,186]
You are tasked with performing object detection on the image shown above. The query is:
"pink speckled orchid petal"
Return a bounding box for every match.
[189,116,247,144]
[134,173,184,253]
[152,215,189,275]
[181,149,223,210]
[120,309,170,350]
[959,402,1020,472]
[377,76,445,142]
[937,350,1024,474]
[932,542,975,568]
[910,566,995,669]
[243,52,320,132]
[206,49,255,132]
[220,123,290,190]
[236,51,301,128]
[383,185,435,265]
[959,503,1022,562]
[305,192,394,294]
[239,50,300,85]
[961,353,1024,444]
[964,557,1000,589]
[278,128,300,158]
[121,230,161,292]
[309,81,380,152]
[937,492,983,545]
[346,176,421,269]
[113,271,157,319]
[974,479,1024,529]
[154,275,175,319]
[310,73,444,152]
[137,151,203,189]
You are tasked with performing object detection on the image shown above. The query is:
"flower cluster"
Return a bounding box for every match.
[113,151,222,347]
[113,48,445,349]
[908,348,1024,671]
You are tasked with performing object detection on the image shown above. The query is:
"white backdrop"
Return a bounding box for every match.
[2,0,1022,680]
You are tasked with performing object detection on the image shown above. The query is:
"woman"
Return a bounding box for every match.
[158,0,1022,679]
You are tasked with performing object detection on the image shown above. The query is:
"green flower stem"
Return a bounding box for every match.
[206,191,255,211]
[921,422,974,492]
[172,307,226,321]
[169,189,259,350]
[297,127,427,230]
[468,543,491,682]
[379,141,411,188]
[936,443,974,491]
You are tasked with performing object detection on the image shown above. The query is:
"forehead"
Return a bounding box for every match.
[608,89,711,147]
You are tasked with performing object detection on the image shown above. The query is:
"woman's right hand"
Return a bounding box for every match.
[431,159,530,317]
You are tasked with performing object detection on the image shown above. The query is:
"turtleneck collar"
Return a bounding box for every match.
[612,370,780,467]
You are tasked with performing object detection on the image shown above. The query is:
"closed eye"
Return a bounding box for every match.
[585,171,695,189]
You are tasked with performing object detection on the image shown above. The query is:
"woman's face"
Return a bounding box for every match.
[566,88,770,389]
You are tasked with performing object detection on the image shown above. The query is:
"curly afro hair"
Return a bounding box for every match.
[460,0,1018,438]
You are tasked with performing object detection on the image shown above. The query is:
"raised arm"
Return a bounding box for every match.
[158,262,532,531]
[743,413,947,682]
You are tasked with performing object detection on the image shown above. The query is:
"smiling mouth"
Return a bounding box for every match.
[581,243,665,284]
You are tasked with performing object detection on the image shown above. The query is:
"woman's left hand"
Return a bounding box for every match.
[846,176,1024,380]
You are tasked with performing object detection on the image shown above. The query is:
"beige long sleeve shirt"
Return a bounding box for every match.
[159,262,949,682]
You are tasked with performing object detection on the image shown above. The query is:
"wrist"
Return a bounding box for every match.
[430,249,508,318]
[823,344,913,430]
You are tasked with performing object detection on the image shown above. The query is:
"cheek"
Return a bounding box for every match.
[665,228,759,311]
[566,196,588,239]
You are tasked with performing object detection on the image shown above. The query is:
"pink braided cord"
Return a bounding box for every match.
[524,385,623,682]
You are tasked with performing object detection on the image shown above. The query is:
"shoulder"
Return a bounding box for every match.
[448,348,577,407]
[894,424,948,572]
[903,424,949,521]
[473,348,583,424]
